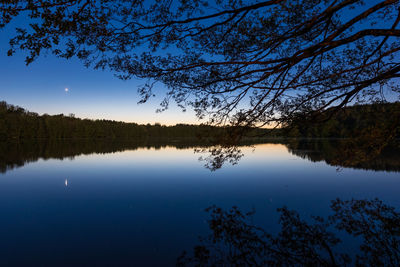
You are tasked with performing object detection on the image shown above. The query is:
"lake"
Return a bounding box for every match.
[0,139,399,266]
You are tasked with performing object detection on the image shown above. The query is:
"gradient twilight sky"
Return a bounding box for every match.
[0,1,397,125]
[0,17,198,125]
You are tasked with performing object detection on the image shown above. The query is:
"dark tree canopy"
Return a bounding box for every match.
[1,0,400,127]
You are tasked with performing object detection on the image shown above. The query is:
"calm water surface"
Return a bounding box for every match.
[0,140,399,266]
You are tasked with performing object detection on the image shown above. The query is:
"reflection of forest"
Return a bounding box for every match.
[0,139,197,173]
[1,138,399,174]
[0,138,269,174]
[286,139,400,172]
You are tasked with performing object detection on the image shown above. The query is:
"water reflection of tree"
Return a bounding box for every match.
[200,102,400,172]
[1,138,400,173]
[0,139,269,174]
[287,139,400,172]
[196,137,400,172]
[178,199,400,266]
[0,139,205,173]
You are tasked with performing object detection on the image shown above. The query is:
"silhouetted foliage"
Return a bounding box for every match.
[2,101,398,171]
[1,1,399,128]
[287,139,400,172]
[0,101,273,141]
[178,198,400,266]
[282,102,400,172]
[203,102,400,170]
[284,102,400,139]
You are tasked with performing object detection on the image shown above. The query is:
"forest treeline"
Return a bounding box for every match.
[1,101,399,140]
[1,100,399,173]
[0,101,273,140]
[284,102,400,138]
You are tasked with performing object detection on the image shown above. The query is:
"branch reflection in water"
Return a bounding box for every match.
[0,138,399,174]
[177,198,400,267]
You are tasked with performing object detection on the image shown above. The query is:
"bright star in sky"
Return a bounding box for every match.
[65,88,69,92]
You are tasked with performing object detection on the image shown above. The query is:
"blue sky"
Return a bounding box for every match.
[0,17,197,125]
[0,0,397,125]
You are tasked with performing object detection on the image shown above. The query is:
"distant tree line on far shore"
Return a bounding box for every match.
[0,101,274,140]
[0,101,398,141]
[284,102,400,139]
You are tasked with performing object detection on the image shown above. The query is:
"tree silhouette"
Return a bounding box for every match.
[178,198,400,266]
[1,0,399,128]
[286,138,400,172]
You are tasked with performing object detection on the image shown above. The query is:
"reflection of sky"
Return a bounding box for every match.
[3,143,400,211]
[0,144,399,265]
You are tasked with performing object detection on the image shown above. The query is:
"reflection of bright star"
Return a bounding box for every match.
[65,179,68,187]
[65,88,69,92]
